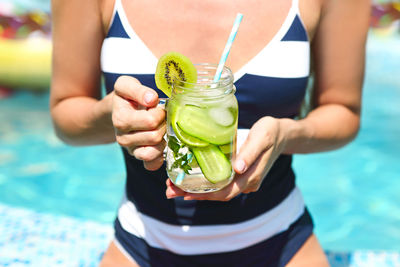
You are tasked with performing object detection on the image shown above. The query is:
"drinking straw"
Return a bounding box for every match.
[213,13,244,82]
[175,13,243,186]
[175,172,185,186]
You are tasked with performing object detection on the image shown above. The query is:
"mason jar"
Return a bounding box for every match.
[166,64,238,193]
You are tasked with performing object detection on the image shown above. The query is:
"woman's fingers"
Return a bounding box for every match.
[167,117,282,201]
[234,118,275,174]
[113,101,166,132]
[131,139,166,162]
[165,179,187,198]
[143,155,165,171]
[114,75,159,108]
[115,122,166,148]
[240,153,271,193]
[112,75,165,132]
[112,76,168,171]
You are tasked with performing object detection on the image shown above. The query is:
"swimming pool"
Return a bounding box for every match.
[1,0,400,263]
[1,33,399,266]
[295,35,400,252]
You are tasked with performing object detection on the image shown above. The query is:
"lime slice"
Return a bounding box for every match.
[177,105,237,145]
[170,104,209,147]
[174,124,209,147]
[219,143,233,154]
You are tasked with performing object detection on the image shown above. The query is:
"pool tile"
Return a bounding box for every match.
[1,203,400,266]
[0,203,113,266]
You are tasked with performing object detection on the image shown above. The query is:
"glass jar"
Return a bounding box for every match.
[166,64,238,193]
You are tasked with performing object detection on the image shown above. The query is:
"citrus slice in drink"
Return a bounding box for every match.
[170,103,209,147]
[219,143,233,154]
[177,105,237,145]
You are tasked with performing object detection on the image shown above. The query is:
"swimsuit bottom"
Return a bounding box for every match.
[114,208,314,267]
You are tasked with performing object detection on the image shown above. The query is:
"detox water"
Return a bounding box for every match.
[166,64,238,193]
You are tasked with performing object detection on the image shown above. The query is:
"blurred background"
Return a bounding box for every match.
[0,0,399,266]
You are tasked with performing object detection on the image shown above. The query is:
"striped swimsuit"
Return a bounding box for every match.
[101,0,313,266]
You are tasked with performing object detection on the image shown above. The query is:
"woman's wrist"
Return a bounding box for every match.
[88,92,116,143]
[54,93,115,146]
[92,92,114,130]
[278,118,313,155]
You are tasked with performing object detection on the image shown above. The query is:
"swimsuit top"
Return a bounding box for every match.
[101,0,310,255]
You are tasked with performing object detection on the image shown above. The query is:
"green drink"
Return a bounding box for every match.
[166,64,238,193]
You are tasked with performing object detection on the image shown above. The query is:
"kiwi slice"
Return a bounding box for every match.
[155,52,197,97]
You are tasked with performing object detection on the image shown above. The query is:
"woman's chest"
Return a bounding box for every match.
[101,0,321,73]
[101,0,317,122]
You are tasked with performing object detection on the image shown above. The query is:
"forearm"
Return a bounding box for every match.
[51,92,116,146]
[280,103,360,154]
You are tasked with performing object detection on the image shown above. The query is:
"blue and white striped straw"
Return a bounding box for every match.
[213,13,244,82]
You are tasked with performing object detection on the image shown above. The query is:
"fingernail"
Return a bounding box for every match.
[235,159,246,173]
[144,92,155,104]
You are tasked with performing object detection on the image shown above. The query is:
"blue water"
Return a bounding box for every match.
[1,34,399,253]
[0,94,125,223]
[1,0,400,252]
[0,0,50,13]
[294,35,400,251]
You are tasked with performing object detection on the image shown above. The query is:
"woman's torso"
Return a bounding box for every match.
[100,0,322,255]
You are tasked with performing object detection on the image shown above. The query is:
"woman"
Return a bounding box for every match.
[50,0,370,266]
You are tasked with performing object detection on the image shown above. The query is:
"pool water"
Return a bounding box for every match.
[0,92,125,224]
[1,34,399,255]
[0,0,50,13]
[294,35,400,252]
[1,0,400,260]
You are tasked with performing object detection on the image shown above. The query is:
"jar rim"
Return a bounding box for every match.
[172,63,234,91]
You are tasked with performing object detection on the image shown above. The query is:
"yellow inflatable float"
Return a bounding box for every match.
[0,37,51,91]
[0,8,51,92]
[0,2,398,92]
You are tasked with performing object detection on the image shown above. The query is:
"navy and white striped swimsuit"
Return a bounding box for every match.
[101,0,313,266]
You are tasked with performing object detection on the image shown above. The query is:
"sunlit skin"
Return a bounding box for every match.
[51,0,370,266]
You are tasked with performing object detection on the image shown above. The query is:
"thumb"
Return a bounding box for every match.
[114,76,159,108]
[234,131,270,174]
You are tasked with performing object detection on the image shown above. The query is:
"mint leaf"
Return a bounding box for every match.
[168,136,180,157]
[182,164,192,174]
[168,137,194,175]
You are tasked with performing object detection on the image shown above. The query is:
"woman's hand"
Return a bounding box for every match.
[166,116,287,201]
[113,76,166,171]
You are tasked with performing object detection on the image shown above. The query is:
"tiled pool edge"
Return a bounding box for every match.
[1,203,399,267]
[0,203,113,266]
[326,250,400,267]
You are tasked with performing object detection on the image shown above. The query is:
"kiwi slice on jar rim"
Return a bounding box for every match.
[155,52,198,97]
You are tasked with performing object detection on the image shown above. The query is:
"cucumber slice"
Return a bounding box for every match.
[192,145,232,184]
[219,143,233,154]
[177,105,236,145]
[170,104,209,147]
